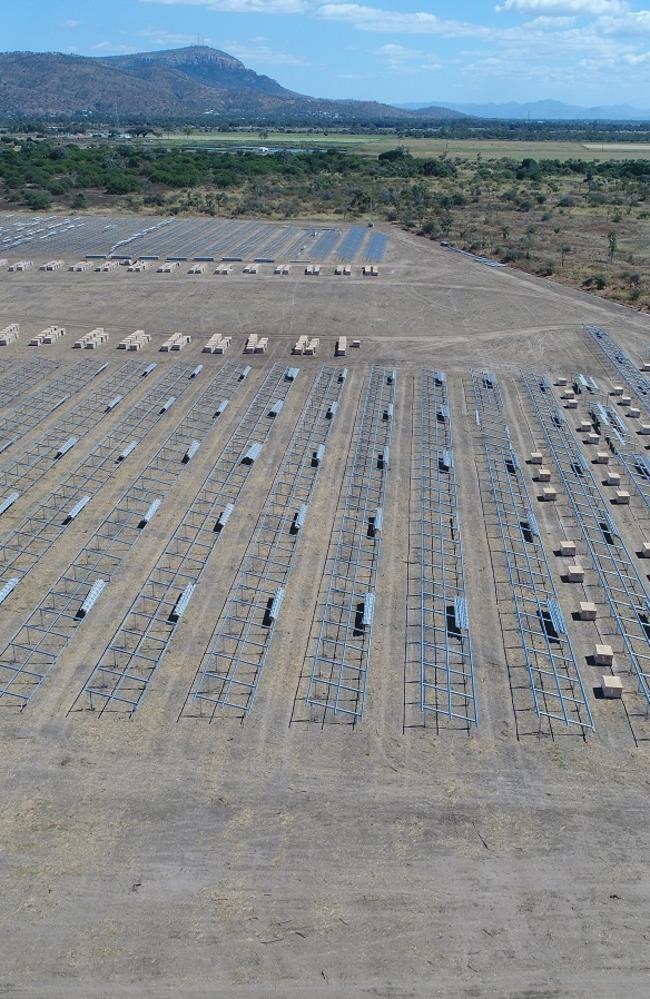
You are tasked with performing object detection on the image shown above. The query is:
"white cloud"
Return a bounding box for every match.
[623,48,650,61]
[223,36,310,63]
[523,14,578,25]
[140,0,309,11]
[138,28,211,45]
[497,0,626,14]
[317,4,489,36]
[376,43,441,70]
[598,10,650,34]
[64,19,81,29]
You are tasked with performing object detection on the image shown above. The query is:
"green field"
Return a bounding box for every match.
[149,131,650,161]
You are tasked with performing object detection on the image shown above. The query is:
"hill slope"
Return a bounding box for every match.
[0,46,464,122]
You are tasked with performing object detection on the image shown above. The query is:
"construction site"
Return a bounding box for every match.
[0,219,649,998]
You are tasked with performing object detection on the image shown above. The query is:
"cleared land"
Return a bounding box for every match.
[0,226,650,997]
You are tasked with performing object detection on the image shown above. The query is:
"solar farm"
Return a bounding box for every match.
[0,216,649,997]
[0,212,388,265]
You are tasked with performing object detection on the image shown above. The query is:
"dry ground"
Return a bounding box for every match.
[0,228,649,997]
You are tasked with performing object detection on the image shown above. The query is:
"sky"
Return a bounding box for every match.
[4,0,650,107]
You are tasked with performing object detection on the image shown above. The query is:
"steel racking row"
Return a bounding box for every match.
[0,359,108,458]
[589,400,650,522]
[305,366,395,720]
[0,359,147,503]
[0,361,248,708]
[472,370,593,731]
[75,363,297,715]
[191,366,347,717]
[523,371,650,707]
[585,325,650,413]
[0,363,196,596]
[0,357,59,411]
[410,370,477,726]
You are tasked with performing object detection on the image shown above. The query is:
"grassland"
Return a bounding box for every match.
[151,130,650,161]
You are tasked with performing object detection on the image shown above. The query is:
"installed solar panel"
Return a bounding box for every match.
[365,233,388,263]
[336,226,367,261]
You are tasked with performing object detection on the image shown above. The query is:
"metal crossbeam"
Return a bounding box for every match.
[522,371,650,707]
[411,370,477,725]
[472,370,593,731]
[192,366,346,717]
[76,364,297,715]
[305,367,396,720]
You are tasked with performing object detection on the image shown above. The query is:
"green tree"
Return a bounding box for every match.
[607,230,618,262]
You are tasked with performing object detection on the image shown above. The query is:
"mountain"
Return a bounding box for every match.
[105,47,291,99]
[401,99,650,121]
[0,46,465,122]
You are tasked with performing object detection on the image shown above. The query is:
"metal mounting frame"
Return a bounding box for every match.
[305,366,396,721]
[192,366,346,717]
[472,370,593,731]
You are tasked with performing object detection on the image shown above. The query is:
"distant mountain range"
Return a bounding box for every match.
[397,99,650,121]
[0,46,464,122]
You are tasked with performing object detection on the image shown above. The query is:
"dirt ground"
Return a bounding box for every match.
[0,227,650,997]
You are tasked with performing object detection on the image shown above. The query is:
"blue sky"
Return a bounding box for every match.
[4,0,650,106]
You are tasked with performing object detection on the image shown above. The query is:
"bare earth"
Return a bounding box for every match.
[0,226,649,997]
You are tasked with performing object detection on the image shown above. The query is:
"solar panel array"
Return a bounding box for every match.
[0,213,386,264]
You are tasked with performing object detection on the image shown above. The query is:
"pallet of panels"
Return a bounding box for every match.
[70,261,92,272]
[117,330,150,351]
[202,334,231,355]
[0,323,20,346]
[160,332,191,352]
[30,326,66,346]
[39,260,65,271]
[8,261,33,271]
[305,367,396,720]
[471,370,593,732]
[74,328,109,349]
[75,363,300,715]
[522,371,650,708]
[191,366,347,717]
[408,370,477,727]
